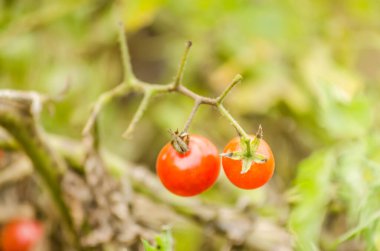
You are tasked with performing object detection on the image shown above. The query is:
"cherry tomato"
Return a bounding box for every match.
[156,135,220,196]
[1,219,43,251]
[222,136,275,189]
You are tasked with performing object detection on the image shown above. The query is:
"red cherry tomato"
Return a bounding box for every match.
[1,219,43,251]
[156,135,220,196]
[222,136,275,189]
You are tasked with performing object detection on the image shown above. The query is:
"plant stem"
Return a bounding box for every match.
[122,90,153,138]
[173,41,192,89]
[182,100,201,133]
[82,82,130,135]
[217,104,249,140]
[216,74,242,104]
[118,22,136,83]
[85,25,252,145]
[176,85,215,104]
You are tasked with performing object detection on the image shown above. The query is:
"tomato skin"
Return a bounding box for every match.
[222,136,275,189]
[1,219,43,251]
[156,135,220,196]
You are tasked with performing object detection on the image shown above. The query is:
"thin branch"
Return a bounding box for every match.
[217,104,249,140]
[182,100,201,133]
[122,90,153,139]
[173,41,192,89]
[86,25,253,146]
[176,85,215,105]
[118,22,136,83]
[82,83,130,136]
[216,74,242,104]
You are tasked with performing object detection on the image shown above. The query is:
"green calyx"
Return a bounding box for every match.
[221,126,267,174]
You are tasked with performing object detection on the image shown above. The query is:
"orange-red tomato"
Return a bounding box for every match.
[156,135,220,196]
[222,136,275,189]
[1,219,43,251]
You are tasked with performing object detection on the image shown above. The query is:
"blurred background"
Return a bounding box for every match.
[1,0,380,250]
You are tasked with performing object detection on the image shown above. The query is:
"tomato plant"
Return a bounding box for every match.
[222,136,275,189]
[1,219,43,251]
[156,135,220,196]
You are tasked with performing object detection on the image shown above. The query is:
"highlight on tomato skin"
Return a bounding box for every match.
[156,135,220,197]
[1,219,43,251]
[222,136,275,189]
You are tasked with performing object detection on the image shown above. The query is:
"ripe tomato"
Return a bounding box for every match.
[156,135,220,196]
[1,219,43,251]
[222,136,275,189]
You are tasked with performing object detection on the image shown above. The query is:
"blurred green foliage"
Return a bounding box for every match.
[142,229,173,251]
[1,0,380,250]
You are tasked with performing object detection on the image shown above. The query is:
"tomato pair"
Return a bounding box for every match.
[1,219,43,251]
[156,134,275,196]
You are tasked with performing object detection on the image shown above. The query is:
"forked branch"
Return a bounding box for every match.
[83,23,250,142]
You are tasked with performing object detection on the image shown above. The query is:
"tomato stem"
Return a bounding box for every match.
[83,82,131,135]
[216,74,242,104]
[84,24,254,149]
[122,89,153,138]
[118,22,136,84]
[217,104,250,140]
[173,41,192,90]
[169,130,190,153]
[182,99,201,133]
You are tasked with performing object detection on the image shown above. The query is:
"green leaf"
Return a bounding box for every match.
[288,149,334,250]
[335,139,380,249]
